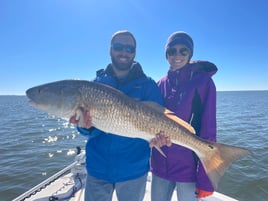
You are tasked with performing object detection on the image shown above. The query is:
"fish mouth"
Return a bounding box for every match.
[28,99,38,107]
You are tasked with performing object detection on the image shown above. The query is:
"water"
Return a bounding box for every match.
[0,92,268,201]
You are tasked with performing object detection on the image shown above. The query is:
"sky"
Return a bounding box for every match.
[1,0,268,95]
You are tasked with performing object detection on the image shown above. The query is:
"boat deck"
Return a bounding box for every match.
[13,152,238,201]
[19,172,238,201]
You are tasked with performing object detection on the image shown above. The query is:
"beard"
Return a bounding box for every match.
[111,55,134,71]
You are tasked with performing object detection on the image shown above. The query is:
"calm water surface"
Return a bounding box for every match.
[0,91,267,201]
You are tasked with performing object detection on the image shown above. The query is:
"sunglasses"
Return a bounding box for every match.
[112,43,136,54]
[167,47,190,56]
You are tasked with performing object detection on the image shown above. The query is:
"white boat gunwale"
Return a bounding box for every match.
[12,152,239,201]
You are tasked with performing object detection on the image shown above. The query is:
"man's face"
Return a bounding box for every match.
[110,34,136,71]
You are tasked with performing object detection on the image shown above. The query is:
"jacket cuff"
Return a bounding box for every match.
[77,126,101,139]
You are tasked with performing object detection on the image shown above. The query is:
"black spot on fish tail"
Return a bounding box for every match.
[208,144,214,149]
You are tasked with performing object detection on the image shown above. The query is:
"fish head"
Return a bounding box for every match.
[26,80,83,119]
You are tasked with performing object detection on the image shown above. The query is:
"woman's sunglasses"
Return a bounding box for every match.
[167,47,190,56]
[112,43,136,54]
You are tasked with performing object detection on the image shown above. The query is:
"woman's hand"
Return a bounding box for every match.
[149,131,172,157]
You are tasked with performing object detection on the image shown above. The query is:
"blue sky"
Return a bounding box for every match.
[1,0,267,95]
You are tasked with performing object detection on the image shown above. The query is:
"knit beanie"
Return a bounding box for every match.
[165,31,194,59]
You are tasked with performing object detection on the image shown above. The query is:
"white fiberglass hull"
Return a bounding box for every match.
[12,152,238,201]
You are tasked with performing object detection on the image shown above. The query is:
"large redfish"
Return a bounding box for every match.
[26,80,250,189]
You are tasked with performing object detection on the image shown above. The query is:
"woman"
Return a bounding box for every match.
[151,31,218,201]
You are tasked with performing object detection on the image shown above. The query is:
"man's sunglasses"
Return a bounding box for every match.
[112,43,136,54]
[167,47,190,56]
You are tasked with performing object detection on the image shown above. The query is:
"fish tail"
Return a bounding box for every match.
[199,142,251,189]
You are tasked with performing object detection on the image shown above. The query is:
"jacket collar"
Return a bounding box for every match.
[168,60,218,79]
[104,62,146,84]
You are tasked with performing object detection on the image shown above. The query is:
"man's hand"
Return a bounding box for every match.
[69,108,92,128]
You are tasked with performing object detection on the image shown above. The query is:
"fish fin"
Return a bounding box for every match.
[141,101,166,113]
[198,141,251,189]
[164,109,196,134]
[142,101,195,134]
[154,146,167,158]
[73,107,92,128]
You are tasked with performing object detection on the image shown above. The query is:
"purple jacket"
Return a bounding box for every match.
[151,60,218,192]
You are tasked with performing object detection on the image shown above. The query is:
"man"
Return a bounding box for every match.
[72,30,163,201]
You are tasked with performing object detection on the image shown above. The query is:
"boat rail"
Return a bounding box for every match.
[12,161,79,201]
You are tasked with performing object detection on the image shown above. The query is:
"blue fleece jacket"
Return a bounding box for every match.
[78,62,163,183]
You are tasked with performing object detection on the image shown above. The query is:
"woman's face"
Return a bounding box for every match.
[166,44,190,71]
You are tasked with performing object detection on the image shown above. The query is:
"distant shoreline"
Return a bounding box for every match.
[1,90,268,96]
